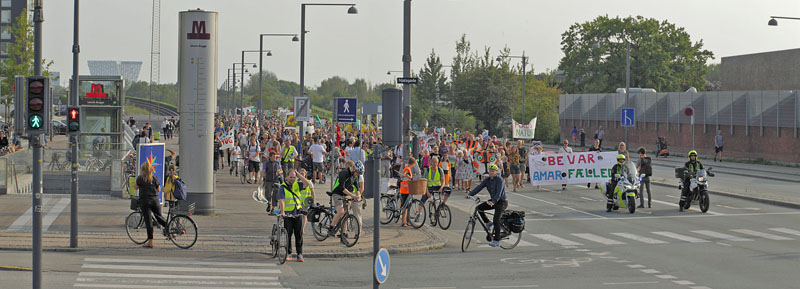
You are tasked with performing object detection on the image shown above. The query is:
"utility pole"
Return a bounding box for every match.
[402,0,412,163]
[69,0,80,249]
[32,1,44,288]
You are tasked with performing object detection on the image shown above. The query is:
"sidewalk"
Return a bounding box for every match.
[539,143,800,209]
[0,160,446,257]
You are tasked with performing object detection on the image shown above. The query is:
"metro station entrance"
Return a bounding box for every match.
[73,75,125,153]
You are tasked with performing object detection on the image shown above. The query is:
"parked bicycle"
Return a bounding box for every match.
[309,191,360,247]
[426,187,453,230]
[125,198,198,249]
[461,196,525,252]
[47,152,69,171]
[269,214,289,264]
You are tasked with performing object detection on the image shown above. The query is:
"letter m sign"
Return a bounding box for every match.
[187,21,211,40]
[86,83,107,98]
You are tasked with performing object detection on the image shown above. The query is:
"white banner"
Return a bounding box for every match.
[512,118,537,139]
[528,151,618,185]
[220,130,235,150]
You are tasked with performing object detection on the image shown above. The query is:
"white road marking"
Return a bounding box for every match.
[74,278,281,287]
[769,228,800,237]
[511,192,606,219]
[580,197,595,201]
[656,275,677,279]
[42,198,70,231]
[8,198,57,231]
[641,269,661,274]
[482,285,539,288]
[689,286,713,289]
[571,233,626,245]
[650,199,724,215]
[401,287,456,289]
[718,205,759,211]
[611,233,668,244]
[479,234,538,248]
[673,280,696,285]
[730,229,793,241]
[83,258,277,267]
[78,272,278,280]
[716,242,732,247]
[603,281,659,285]
[691,230,753,242]
[73,284,285,289]
[575,248,592,252]
[526,211,800,222]
[651,231,710,243]
[627,264,646,269]
[613,260,632,263]
[529,234,583,246]
[81,264,280,274]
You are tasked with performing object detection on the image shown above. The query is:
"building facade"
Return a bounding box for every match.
[0,0,32,61]
[721,48,800,91]
[87,60,142,83]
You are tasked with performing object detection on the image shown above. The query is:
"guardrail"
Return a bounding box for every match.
[126,97,179,117]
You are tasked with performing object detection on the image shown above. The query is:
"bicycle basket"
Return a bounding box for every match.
[501,210,525,233]
[129,197,140,211]
[171,201,196,215]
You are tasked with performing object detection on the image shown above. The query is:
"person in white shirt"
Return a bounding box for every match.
[309,138,327,184]
[558,139,573,191]
[229,140,243,176]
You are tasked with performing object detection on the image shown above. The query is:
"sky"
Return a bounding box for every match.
[40,0,800,89]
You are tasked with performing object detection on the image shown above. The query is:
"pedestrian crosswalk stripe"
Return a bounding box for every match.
[730,229,793,241]
[83,258,277,267]
[651,231,710,243]
[81,264,281,274]
[73,284,287,289]
[78,272,278,281]
[529,234,583,246]
[611,233,668,244]
[479,234,538,247]
[571,233,626,245]
[691,230,753,242]
[75,278,282,287]
[769,228,800,237]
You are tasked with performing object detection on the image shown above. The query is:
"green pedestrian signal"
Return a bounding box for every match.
[29,115,43,128]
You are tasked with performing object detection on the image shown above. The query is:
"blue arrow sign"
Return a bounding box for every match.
[336,97,357,123]
[621,108,635,127]
[375,248,390,284]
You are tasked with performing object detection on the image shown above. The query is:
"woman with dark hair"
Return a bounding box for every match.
[135,162,167,248]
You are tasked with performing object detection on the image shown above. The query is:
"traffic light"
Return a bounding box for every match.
[26,76,49,135]
[67,106,80,134]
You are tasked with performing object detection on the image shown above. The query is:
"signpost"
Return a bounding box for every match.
[621,108,635,127]
[336,97,357,123]
[685,107,695,149]
[396,77,418,84]
[374,248,390,285]
[294,96,310,122]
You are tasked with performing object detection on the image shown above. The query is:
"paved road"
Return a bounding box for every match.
[3,181,799,288]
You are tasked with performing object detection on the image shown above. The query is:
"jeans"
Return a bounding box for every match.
[284,216,303,255]
[139,198,168,240]
[477,199,507,241]
[639,176,651,206]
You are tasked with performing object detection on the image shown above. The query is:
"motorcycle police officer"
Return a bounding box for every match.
[607,154,630,212]
[679,150,704,212]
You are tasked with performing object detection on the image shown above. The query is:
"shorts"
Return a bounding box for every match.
[332,194,346,209]
[510,164,521,175]
[715,146,723,153]
[313,162,323,172]
[248,160,261,173]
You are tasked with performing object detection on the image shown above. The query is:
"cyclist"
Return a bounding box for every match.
[330,160,361,236]
[606,154,630,212]
[679,150,704,212]
[465,164,507,247]
[422,156,447,205]
[279,169,309,262]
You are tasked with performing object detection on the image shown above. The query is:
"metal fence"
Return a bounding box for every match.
[559,91,800,138]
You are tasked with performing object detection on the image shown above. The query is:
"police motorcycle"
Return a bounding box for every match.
[599,157,642,214]
[677,167,714,213]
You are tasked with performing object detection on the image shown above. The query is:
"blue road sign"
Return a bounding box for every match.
[413,124,418,131]
[336,97,357,123]
[375,248,390,284]
[621,108,635,127]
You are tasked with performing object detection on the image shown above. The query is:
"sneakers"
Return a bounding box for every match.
[488,241,500,247]
[486,222,494,232]
[297,254,304,262]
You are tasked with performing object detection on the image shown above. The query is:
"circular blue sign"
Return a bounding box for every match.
[375,248,390,284]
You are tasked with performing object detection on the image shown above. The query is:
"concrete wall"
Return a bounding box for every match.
[721,48,800,91]
[43,172,112,195]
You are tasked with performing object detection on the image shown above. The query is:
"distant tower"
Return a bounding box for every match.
[149,0,161,119]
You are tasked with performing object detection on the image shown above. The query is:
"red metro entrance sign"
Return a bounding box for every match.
[86,84,107,98]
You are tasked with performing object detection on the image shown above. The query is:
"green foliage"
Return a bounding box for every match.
[124,81,179,106]
[558,15,714,93]
[705,63,721,91]
[1,9,55,118]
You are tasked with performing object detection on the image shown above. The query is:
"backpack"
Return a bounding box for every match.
[172,178,188,200]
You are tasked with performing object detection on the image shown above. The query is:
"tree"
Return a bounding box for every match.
[1,9,54,119]
[704,63,721,91]
[558,15,714,94]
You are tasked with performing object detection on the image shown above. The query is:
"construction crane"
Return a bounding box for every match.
[148,0,160,121]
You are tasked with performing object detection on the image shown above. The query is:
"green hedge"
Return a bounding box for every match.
[126,96,178,113]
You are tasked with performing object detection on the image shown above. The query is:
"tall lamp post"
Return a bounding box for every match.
[235,59,260,118]
[300,3,357,139]
[593,40,631,144]
[496,52,529,123]
[768,16,800,26]
[387,70,403,87]
[259,34,298,114]
[439,65,455,135]
[227,68,247,113]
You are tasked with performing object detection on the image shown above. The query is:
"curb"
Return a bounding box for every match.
[649,180,800,210]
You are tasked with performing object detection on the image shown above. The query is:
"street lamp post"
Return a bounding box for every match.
[593,40,631,144]
[259,34,298,115]
[231,63,253,116]
[237,55,261,118]
[496,52,529,123]
[387,70,403,87]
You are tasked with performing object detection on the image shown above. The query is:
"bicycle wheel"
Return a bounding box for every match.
[270,224,279,258]
[500,230,523,250]
[340,214,360,247]
[168,215,198,249]
[407,199,426,229]
[427,200,437,227]
[125,211,148,245]
[379,196,394,225]
[312,212,331,241]
[277,227,289,264]
[461,218,475,252]
[437,204,452,230]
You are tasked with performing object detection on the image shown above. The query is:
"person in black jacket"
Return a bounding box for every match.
[134,162,167,248]
[680,150,703,211]
[636,147,653,208]
[466,164,507,247]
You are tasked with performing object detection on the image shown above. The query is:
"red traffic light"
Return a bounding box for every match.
[69,108,79,120]
[29,80,44,94]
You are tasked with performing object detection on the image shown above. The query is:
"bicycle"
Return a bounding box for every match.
[461,196,523,252]
[47,152,69,171]
[310,191,360,247]
[125,198,198,249]
[230,156,247,184]
[426,187,453,230]
[379,181,426,228]
[269,214,289,264]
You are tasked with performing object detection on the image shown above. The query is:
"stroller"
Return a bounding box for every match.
[656,136,669,157]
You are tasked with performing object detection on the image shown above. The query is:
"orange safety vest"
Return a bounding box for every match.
[400,166,412,195]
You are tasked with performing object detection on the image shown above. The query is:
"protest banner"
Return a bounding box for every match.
[512,118,537,139]
[528,151,618,185]
[220,131,235,150]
